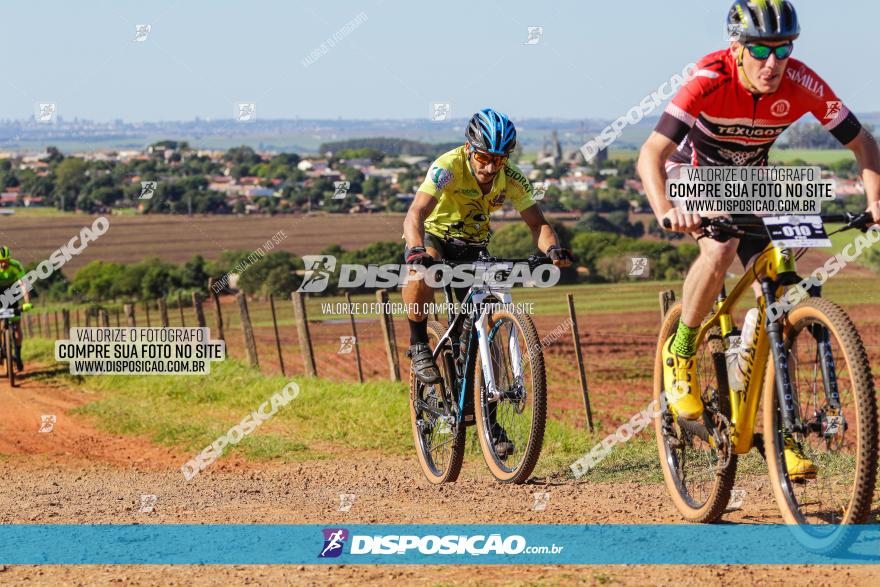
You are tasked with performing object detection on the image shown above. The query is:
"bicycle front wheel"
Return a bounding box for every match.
[409,320,465,484]
[763,298,877,541]
[5,327,14,387]
[474,307,546,484]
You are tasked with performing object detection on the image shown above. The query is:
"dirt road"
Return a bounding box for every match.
[0,365,876,586]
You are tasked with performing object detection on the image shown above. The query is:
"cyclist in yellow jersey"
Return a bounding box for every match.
[0,246,33,371]
[402,108,572,457]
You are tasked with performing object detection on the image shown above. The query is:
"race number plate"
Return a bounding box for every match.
[762,215,831,248]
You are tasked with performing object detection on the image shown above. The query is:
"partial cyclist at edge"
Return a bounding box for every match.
[0,246,34,371]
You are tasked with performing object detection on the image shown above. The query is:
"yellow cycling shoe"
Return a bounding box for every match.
[783,434,817,480]
[662,334,703,421]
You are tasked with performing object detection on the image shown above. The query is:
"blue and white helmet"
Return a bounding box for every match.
[466,108,517,155]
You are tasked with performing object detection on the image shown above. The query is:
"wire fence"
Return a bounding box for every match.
[24,287,880,432]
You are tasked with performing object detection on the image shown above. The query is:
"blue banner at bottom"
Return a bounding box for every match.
[0,524,878,565]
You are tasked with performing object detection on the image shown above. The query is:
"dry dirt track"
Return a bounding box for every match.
[0,364,877,586]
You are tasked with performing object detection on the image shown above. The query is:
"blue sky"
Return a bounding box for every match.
[1,0,875,121]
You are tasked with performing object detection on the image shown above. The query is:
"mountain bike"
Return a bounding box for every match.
[0,307,23,387]
[654,213,878,550]
[409,252,552,484]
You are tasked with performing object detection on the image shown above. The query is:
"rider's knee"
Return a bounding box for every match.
[404,271,434,298]
[699,239,739,269]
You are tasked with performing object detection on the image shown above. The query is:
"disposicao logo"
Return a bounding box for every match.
[319,528,349,558]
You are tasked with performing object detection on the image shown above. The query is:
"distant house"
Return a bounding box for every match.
[243,186,275,198]
[399,156,428,167]
[836,179,864,196]
[365,167,407,183]
[343,158,372,169]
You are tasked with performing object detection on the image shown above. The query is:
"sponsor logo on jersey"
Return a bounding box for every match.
[824,101,842,120]
[429,166,454,190]
[715,125,785,138]
[504,166,530,191]
[786,67,825,97]
[770,99,791,117]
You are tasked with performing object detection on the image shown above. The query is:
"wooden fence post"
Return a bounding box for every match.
[207,278,224,342]
[291,292,316,377]
[114,307,121,327]
[567,293,594,432]
[25,313,33,338]
[178,292,186,327]
[376,289,400,382]
[62,309,70,338]
[75,308,81,327]
[53,311,60,339]
[85,309,91,328]
[237,293,259,368]
[345,292,364,383]
[36,313,42,337]
[158,299,169,327]
[124,303,136,327]
[192,292,206,328]
[269,295,286,376]
[143,301,152,327]
[660,290,676,321]
[101,308,110,328]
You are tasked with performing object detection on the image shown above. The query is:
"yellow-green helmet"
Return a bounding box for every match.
[0,246,10,261]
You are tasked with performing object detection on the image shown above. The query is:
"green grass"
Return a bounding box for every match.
[24,337,663,482]
[768,148,854,165]
[0,207,77,218]
[25,338,409,462]
[32,265,880,333]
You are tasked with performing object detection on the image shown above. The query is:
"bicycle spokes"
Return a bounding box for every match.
[782,318,860,523]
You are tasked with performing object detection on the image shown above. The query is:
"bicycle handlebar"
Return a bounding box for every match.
[661,212,874,239]
[413,253,555,270]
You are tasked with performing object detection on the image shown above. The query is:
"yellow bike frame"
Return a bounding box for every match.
[693,244,797,454]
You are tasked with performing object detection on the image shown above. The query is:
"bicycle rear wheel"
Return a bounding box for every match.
[653,302,737,522]
[763,298,877,547]
[474,306,546,484]
[409,320,465,484]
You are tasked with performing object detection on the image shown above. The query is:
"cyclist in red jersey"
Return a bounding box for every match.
[637,0,880,478]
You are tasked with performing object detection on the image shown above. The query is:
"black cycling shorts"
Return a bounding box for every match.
[403,232,487,264]
[403,232,488,304]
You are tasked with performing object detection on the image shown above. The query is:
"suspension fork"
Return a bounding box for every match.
[807,284,841,410]
[761,278,802,433]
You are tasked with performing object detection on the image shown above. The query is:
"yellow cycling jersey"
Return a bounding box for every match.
[416,145,535,243]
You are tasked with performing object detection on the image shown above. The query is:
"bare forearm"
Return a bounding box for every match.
[856,138,880,208]
[637,151,672,218]
[403,213,425,248]
[534,224,557,253]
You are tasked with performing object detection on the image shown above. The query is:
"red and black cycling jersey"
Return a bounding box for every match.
[656,49,861,167]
